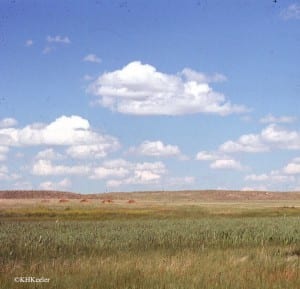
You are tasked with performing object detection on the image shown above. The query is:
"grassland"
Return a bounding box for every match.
[1,191,300,288]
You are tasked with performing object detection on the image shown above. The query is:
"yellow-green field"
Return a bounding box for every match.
[1,192,300,289]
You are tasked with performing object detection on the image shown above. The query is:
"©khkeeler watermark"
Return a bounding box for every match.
[14,277,50,283]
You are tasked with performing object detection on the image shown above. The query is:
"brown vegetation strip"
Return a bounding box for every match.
[1,189,300,201]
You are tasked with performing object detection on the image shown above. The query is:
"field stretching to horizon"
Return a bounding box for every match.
[2,190,300,289]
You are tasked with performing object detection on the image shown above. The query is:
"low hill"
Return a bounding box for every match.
[98,190,300,201]
[1,190,300,201]
[0,190,82,199]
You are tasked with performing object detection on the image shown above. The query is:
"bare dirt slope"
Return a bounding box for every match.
[1,190,300,201]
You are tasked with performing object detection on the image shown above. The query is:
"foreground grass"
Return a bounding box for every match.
[1,216,300,288]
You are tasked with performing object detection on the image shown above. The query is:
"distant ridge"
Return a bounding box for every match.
[97,190,300,201]
[1,190,300,201]
[0,190,82,199]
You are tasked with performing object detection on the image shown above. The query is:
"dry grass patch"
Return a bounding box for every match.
[102,199,113,204]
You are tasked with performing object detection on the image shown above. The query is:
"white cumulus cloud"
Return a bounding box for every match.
[66,143,118,159]
[219,124,300,153]
[210,159,243,170]
[32,159,90,176]
[244,159,300,188]
[131,140,181,157]
[283,158,300,175]
[196,151,223,161]
[261,124,300,149]
[0,115,120,158]
[196,151,244,171]
[90,158,166,187]
[92,167,129,179]
[220,134,269,153]
[88,61,247,116]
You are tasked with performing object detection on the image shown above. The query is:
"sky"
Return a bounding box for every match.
[0,0,300,193]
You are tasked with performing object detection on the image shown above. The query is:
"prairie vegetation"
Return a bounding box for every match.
[1,191,300,288]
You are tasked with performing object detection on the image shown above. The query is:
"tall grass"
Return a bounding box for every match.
[1,217,300,288]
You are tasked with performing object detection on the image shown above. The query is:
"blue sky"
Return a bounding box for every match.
[0,0,300,193]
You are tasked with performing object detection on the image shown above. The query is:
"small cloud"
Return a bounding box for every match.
[0,165,8,179]
[66,143,119,159]
[46,35,71,44]
[0,165,19,180]
[130,140,181,158]
[83,74,94,81]
[32,159,91,176]
[0,146,9,161]
[210,159,244,170]
[39,178,71,190]
[196,151,223,161]
[43,35,70,54]
[0,155,7,162]
[25,39,33,47]
[90,159,166,188]
[219,134,268,153]
[241,185,267,192]
[83,54,102,64]
[13,181,33,190]
[261,124,300,150]
[281,4,300,20]
[42,46,55,54]
[260,114,297,124]
[181,68,227,83]
[35,148,63,160]
[15,152,24,159]
[240,115,252,122]
[0,118,18,128]
[283,158,300,175]
[178,154,190,161]
[165,176,195,187]
[245,171,294,183]
[245,174,269,182]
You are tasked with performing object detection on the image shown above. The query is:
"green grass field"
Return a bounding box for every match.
[1,196,300,289]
